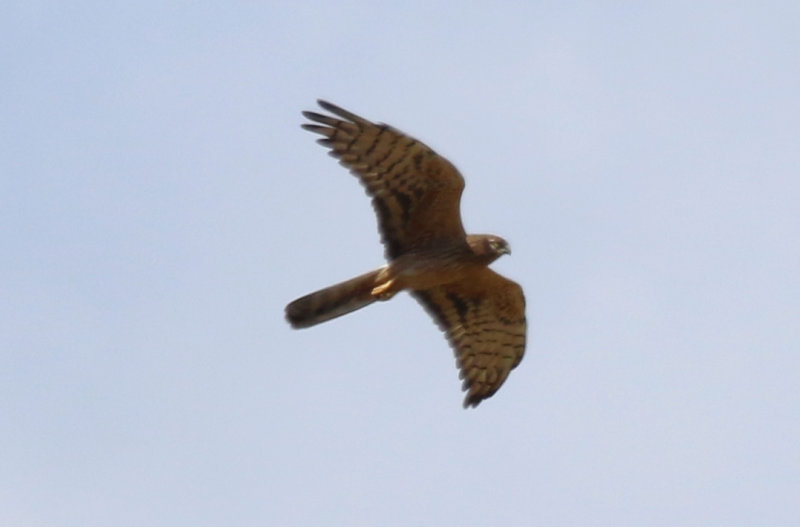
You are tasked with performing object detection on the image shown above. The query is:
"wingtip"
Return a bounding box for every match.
[309,99,369,124]
[300,122,329,134]
[316,99,337,112]
[462,394,482,409]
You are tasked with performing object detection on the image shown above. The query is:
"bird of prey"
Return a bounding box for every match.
[285,100,526,407]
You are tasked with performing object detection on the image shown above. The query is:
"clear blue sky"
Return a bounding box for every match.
[2,2,799,526]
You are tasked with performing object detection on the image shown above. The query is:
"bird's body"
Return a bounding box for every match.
[285,101,526,407]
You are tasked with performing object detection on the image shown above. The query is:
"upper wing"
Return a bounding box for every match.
[412,269,526,408]
[302,100,466,259]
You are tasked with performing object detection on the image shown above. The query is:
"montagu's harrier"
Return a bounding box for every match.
[285,100,526,407]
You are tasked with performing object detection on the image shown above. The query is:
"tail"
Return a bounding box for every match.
[285,268,383,329]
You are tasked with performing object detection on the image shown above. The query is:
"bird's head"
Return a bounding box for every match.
[467,234,511,263]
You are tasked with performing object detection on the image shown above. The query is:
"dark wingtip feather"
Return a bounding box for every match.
[463,393,482,409]
[301,123,332,135]
[316,99,341,114]
[315,100,369,124]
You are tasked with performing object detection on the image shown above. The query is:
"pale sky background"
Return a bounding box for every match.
[2,2,799,526]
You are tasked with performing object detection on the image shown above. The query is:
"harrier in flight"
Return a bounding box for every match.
[285,100,526,407]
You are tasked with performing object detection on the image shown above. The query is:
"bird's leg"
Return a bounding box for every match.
[371,279,399,301]
[370,266,401,301]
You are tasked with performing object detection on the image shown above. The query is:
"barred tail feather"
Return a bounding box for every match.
[285,269,383,329]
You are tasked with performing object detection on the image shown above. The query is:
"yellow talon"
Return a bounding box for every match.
[371,280,397,300]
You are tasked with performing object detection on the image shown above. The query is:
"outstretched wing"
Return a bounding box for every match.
[302,100,466,259]
[412,269,526,408]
